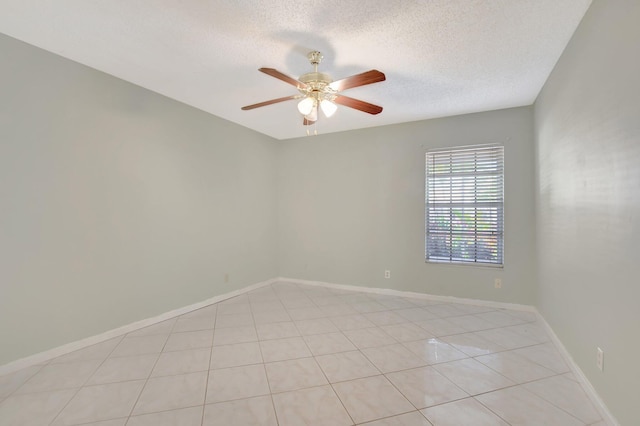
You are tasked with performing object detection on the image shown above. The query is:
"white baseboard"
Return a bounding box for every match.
[534,310,619,426]
[277,276,536,312]
[0,278,276,376]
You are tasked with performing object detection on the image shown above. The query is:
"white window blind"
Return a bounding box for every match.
[425,144,504,266]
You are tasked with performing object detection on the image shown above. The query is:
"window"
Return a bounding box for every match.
[425,144,504,266]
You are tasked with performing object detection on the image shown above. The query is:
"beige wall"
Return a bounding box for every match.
[278,107,537,305]
[534,1,640,424]
[0,34,279,365]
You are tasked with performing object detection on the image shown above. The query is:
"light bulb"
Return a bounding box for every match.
[320,99,337,117]
[297,97,315,115]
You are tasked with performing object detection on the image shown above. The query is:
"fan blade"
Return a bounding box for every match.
[241,95,298,110]
[329,70,386,92]
[259,68,307,89]
[334,95,383,115]
[303,118,313,126]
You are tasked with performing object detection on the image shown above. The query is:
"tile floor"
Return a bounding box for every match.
[0,281,605,425]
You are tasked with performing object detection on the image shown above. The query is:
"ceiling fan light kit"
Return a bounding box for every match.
[241,50,385,128]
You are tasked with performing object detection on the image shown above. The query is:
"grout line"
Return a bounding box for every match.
[47,333,128,425]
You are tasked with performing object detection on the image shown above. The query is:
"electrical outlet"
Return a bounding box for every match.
[494,278,502,289]
[597,347,604,371]
[384,270,391,279]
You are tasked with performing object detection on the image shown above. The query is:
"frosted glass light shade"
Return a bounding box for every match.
[305,105,318,122]
[297,97,315,115]
[320,99,337,117]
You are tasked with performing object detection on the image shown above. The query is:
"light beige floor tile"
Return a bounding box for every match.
[127,406,203,426]
[316,350,381,383]
[252,309,292,324]
[0,389,76,426]
[402,338,468,365]
[343,327,397,349]
[380,323,433,342]
[53,380,145,425]
[216,303,250,315]
[79,419,127,426]
[206,364,270,403]
[308,295,341,306]
[450,304,495,315]
[447,313,499,331]
[164,330,214,351]
[332,375,414,424]
[0,366,42,399]
[513,342,570,374]
[273,385,353,426]
[330,314,377,331]
[265,357,328,393]
[414,319,466,337]
[474,311,526,327]
[476,324,544,349]
[523,375,601,424]
[506,323,549,343]
[361,410,433,425]
[16,359,102,393]
[432,359,514,395]
[287,306,326,320]
[351,301,388,313]
[424,304,469,318]
[378,297,420,310]
[259,337,312,362]
[320,304,358,316]
[394,308,438,322]
[110,335,168,357]
[212,326,257,346]
[210,341,262,369]
[172,317,216,333]
[132,371,207,415]
[421,397,509,426]
[362,344,427,373]
[250,300,286,313]
[215,312,254,328]
[363,311,407,326]
[50,338,123,364]
[503,310,538,322]
[151,348,210,377]
[87,354,157,385]
[303,332,357,355]
[476,386,584,425]
[203,395,277,426]
[295,318,339,335]
[440,332,506,357]
[256,322,300,340]
[386,366,468,409]
[475,351,556,383]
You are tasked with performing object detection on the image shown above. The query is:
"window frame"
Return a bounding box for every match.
[425,143,504,267]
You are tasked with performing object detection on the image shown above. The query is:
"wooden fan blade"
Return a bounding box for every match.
[329,70,386,92]
[259,68,307,89]
[241,95,298,110]
[334,95,383,115]
[303,117,316,125]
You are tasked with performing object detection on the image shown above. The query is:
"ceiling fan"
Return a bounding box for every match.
[241,51,386,125]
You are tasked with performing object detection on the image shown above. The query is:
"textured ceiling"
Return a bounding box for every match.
[0,0,591,140]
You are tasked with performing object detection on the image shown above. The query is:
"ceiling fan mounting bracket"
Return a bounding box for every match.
[307,51,323,66]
